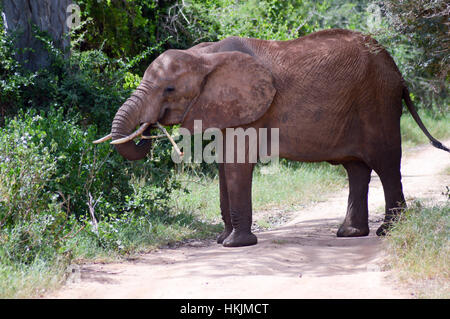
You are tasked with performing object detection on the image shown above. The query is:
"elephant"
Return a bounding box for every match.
[95,28,449,247]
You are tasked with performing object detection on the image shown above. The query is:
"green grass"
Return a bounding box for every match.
[252,162,346,210]
[386,201,450,298]
[0,258,67,298]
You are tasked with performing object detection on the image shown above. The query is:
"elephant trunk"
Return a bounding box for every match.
[111,88,155,161]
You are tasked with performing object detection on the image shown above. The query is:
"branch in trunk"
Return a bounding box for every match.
[156,122,184,159]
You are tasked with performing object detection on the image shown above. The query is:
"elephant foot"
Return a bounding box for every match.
[377,213,403,236]
[217,228,233,244]
[376,222,393,236]
[222,230,257,247]
[337,224,369,237]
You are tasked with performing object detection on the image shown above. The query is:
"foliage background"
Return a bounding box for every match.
[0,0,448,297]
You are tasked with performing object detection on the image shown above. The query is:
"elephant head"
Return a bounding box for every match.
[95,48,276,161]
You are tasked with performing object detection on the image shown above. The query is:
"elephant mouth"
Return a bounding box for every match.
[99,106,170,145]
[158,106,169,124]
[110,122,151,145]
[138,124,158,140]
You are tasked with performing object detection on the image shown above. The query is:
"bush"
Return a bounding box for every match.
[1,109,121,217]
[74,0,174,72]
[179,0,370,42]
[0,115,65,265]
[0,108,182,263]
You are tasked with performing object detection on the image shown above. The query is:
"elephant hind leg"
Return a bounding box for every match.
[372,149,406,236]
[337,161,371,237]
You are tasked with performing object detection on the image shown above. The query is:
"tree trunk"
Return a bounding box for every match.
[2,0,72,71]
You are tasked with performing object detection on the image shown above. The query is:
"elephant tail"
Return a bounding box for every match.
[402,87,449,153]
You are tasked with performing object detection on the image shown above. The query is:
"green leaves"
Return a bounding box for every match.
[73,0,168,71]
[0,105,183,266]
[378,0,449,112]
[179,0,372,42]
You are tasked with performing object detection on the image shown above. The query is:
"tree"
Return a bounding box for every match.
[2,0,72,71]
[379,0,449,109]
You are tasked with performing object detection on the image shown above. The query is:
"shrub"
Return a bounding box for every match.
[0,108,182,262]
[0,113,66,265]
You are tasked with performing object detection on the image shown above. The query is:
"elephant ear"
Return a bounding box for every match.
[181,51,276,132]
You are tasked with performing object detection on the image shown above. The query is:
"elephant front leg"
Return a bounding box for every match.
[222,162,257,247]
[217,163,233,244]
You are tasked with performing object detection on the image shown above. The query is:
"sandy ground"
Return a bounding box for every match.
[48,140,450,299]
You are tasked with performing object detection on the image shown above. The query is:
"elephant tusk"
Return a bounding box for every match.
[107,122,183,159]
[110,123,151,145]
[156,122,184,158]
[92,133,112,144]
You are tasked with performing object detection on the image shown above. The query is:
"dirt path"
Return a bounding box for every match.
[49,140,450,299]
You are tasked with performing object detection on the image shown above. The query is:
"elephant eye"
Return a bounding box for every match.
[164,86,175,93]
